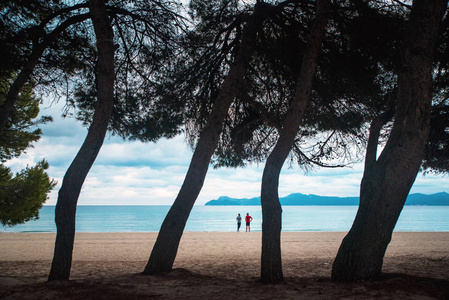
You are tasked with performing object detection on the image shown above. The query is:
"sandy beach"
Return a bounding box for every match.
[1,231,448,299]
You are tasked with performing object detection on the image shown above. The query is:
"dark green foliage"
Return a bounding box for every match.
[0,0,91,85]
[2,0,189,145]
[0,160,56,226]
[422,12,449,174]
[0,76,51,161]
[422,103,449,173]
[0,0,61,77]
[164,0,250,136]
[207,1,313,167]
[209,0,403,170]
[0,74,54,226]
[62,0,186,142]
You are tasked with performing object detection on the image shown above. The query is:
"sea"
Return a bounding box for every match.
[1,205,449,233]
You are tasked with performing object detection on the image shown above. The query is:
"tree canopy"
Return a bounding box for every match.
[0,72,54,226]
[0,76,50,161]
[0,160,56,226]
[204,0,405,172]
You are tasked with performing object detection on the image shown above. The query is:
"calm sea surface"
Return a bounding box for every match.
[1,205,449,233]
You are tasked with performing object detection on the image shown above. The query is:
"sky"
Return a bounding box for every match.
[5,98,449,206]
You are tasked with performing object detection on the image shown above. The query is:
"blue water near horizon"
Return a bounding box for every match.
[1,205,449,233]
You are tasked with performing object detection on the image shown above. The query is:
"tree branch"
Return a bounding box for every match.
[293,143,345,168]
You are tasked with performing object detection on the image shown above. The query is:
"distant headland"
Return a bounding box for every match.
[204,192,449,206]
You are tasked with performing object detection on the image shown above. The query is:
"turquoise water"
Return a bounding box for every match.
[1,205,449,232]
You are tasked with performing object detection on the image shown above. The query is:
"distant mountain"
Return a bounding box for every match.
[204,192,449,206]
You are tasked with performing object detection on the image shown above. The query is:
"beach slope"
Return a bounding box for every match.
[1,232,448,299]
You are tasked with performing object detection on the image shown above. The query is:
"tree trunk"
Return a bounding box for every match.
[48,0,115,281]
[142,9,263,276]
[260,0,329,284]
[331,0,447,282]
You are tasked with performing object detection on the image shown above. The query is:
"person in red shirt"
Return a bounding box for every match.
[245,213,253,232]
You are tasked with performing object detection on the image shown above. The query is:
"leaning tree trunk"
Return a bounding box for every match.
[331,0,447,282]
[142,11,262,275]
[48,0,115,281]
[260,0,329,284]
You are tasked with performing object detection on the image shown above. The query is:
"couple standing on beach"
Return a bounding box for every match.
[236,213,253,232]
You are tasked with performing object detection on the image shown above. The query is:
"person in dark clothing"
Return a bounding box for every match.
[236,213,242,232]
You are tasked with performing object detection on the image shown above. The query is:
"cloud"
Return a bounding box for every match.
[200,166,263,202]
[39,101,88,139]
[412,173,449,194]
[6,99,448,206]
[95,136,192,168]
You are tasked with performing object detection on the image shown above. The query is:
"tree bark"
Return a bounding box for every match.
[142,9,263,275]
[331,0,447,282]
[260,0,329,284]
[48,0,115,281]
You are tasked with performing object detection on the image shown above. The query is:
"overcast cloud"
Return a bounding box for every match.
[5,99,448,206]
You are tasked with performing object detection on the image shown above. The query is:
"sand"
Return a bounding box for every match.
[0,231,448,299]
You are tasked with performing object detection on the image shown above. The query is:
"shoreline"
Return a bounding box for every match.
[2,229,448,233]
